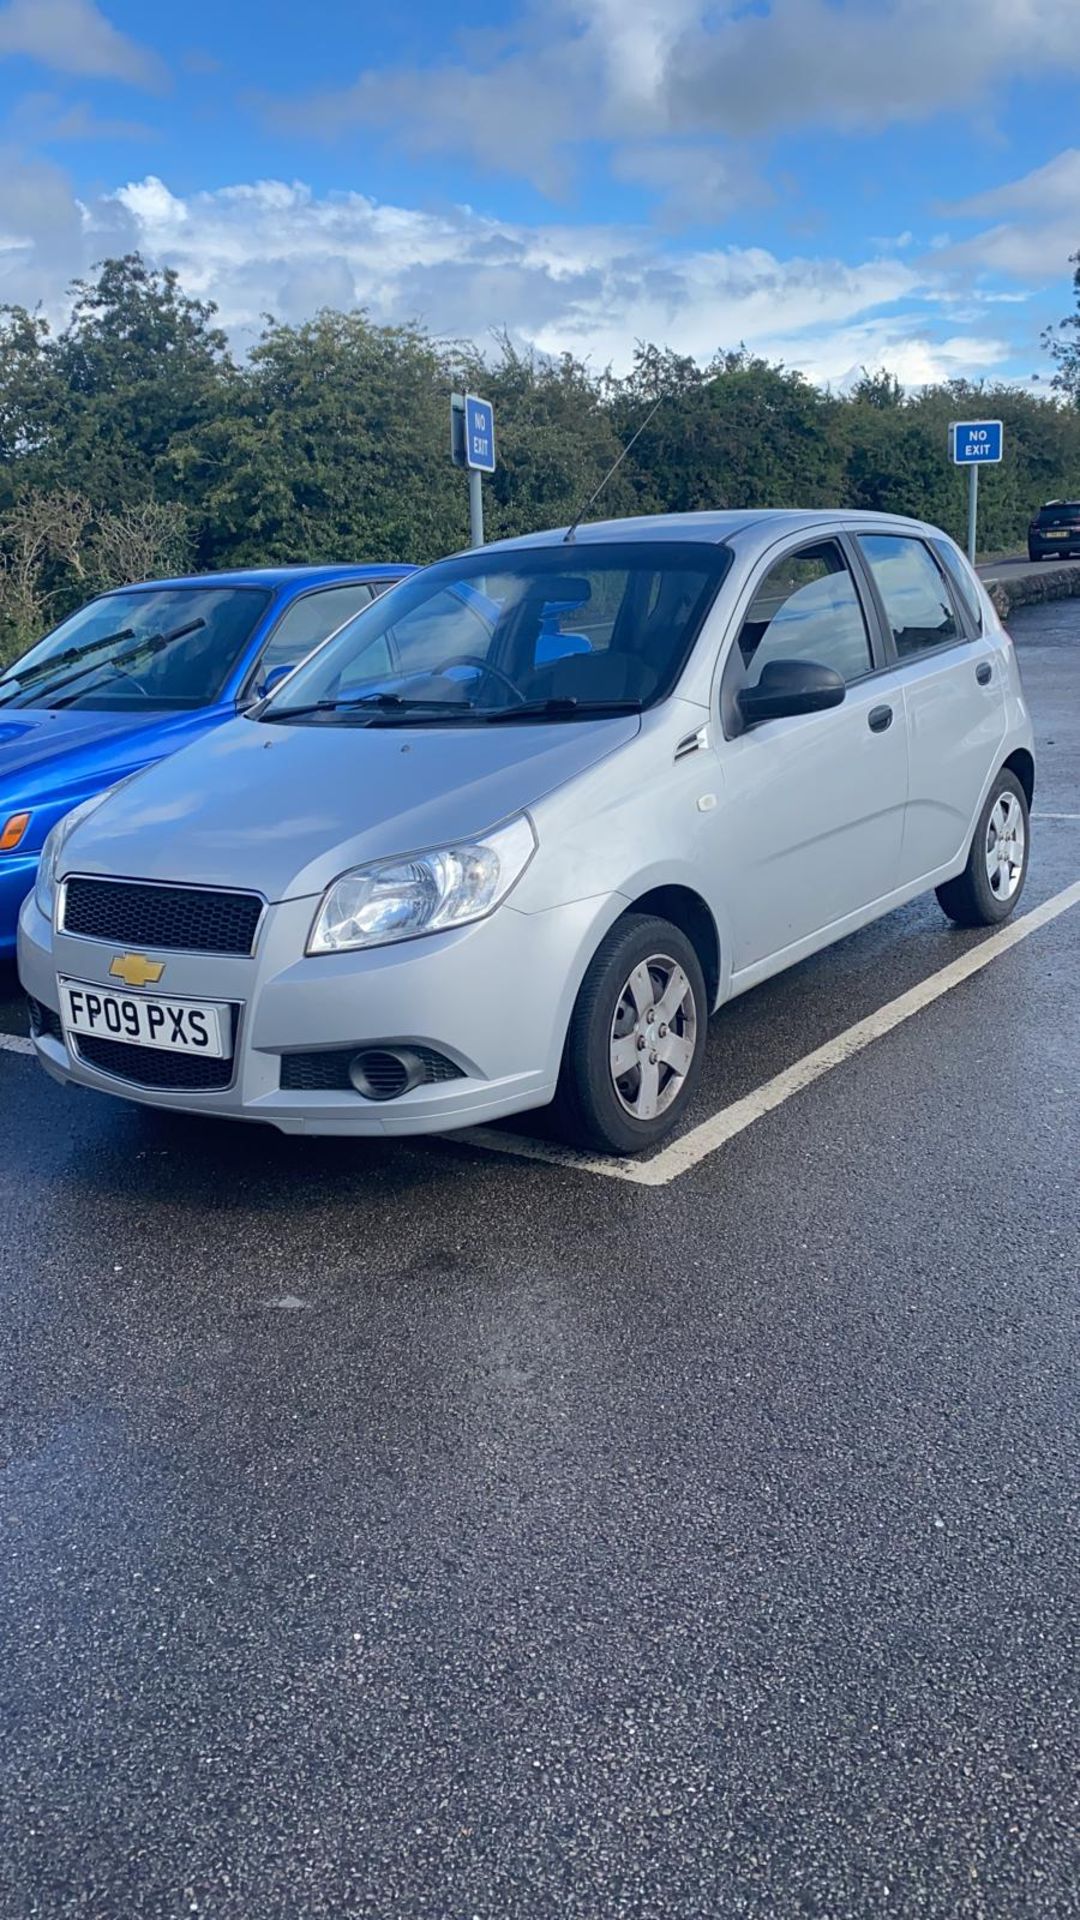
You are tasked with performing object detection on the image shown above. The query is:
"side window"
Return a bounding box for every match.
[932,540,983,634]
[738,541,873,687]
[859,536,960,658]
[259,583,375,675]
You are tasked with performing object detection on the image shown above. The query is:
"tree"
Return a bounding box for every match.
[479,339,633,539]
[1,251,1080,601]
[91,501,191,591]
[0,490,93,663]
[1041,252,1080,405]
[850,368,904,410]
[49,255,233,510]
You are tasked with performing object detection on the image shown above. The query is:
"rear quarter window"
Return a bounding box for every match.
[932,540,983,634]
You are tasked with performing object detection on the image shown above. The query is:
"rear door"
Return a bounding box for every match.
[853,533,1007,886]
[717,534,909,974]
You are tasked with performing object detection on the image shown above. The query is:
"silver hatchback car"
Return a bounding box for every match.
[19,510,1034,1155]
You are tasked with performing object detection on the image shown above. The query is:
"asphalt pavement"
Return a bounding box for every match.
[0,599,1077,1919]
[980,551,1080,583]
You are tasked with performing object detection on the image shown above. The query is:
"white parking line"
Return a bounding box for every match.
[0,1031,34,1056]
[4,881,1079,1185]
[1034,812,1080,820]
[460,877,1080,1187]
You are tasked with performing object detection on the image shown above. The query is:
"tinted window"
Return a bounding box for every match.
[259,583,375,674]
[932,539,983,634]
[1036,503,1080,525]
[0,586,271,712]
[859,535,959,658]
[738,541,873,686]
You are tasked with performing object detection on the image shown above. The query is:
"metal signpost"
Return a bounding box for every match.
[950,419,1004,564]
[450,392,496,547]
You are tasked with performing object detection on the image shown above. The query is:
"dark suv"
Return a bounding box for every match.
[1028,501,1080,561]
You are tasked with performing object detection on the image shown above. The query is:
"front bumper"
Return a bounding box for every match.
[17,885,619,1136]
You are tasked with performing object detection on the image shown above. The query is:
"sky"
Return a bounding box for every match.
[0,0,1078,390]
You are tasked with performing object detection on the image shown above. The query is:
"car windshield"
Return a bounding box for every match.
[1036,503,1080,524]
[260,542,732,725]
[0,585,272,711]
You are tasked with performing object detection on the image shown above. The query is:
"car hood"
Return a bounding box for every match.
[0,703,215,809]
[61,712,641,901]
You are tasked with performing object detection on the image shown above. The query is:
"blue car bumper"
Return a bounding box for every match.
[0,850,38,960]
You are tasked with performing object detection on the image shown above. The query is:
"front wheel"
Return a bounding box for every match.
[553,913,708,1155]
[936,770,1030,927]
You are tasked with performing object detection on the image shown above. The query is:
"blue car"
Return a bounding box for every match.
[0,564,408,959]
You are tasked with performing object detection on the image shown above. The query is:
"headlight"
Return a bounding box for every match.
[308,813,537,954]
[33,781,136,922]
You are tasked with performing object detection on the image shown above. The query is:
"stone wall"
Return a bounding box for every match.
[985,564,1080,621]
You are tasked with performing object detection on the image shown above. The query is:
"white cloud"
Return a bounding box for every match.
[940,149,1080,280]
[665,0,1080,138]
[796,324,1010,393]
[0,166,1015,389]
[612,144,769,225]
[8,89,156,142]
[276,0,1080,197]
[0,0,164,89]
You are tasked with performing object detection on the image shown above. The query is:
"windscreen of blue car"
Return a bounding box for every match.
[0,585,273,711]
[261,542,733,724]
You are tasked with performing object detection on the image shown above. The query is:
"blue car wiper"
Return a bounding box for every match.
[0,627,136,705]
[46,618,207,707]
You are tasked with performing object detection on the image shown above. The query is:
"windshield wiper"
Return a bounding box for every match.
[483,697,643,723]
[45,619,207,708]
[0,627,136,705]
[265,693,464,722]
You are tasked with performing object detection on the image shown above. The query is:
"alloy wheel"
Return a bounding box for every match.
[609,953,698,1121]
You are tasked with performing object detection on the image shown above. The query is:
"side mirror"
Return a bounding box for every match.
[256,662,296,701]
[737,658,846,728]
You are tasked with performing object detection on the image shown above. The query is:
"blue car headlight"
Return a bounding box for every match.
[308,814,537,954]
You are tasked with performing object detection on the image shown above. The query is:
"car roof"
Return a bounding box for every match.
[107,563,413,594]
[477,507,944,555]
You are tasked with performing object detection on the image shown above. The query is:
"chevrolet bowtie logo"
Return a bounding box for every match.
[109,952,165,989]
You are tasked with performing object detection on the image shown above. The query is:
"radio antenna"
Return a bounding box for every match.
[563,395,664,544]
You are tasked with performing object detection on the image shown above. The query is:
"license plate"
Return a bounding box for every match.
[59,979,232,1058]
[1045,530,1068,539]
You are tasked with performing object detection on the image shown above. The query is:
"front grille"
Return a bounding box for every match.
[280,1046,464,1094]
[27,997,63,1041]
[74,1033,234,1091]
[62,877,262,956]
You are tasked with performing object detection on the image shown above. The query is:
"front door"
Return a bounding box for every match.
[717,536,909,977]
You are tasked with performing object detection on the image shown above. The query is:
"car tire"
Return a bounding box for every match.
[553,913,708,1155]
[935,769,1030,928]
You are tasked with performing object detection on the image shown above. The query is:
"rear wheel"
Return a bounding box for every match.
[553,913,707,1155]
[936,770,1029,927]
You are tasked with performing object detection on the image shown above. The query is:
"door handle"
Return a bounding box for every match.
[976,662,992,686]
[868,704,893,733]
